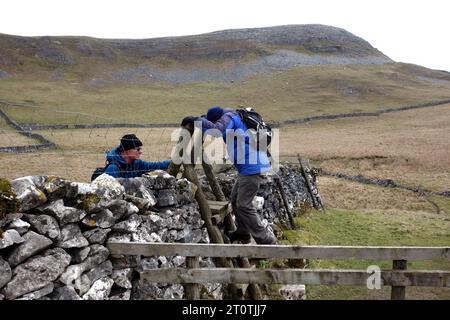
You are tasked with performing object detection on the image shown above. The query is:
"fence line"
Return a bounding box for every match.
[107,241,450,300]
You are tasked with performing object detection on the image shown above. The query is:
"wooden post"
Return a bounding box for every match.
[298,156,324,209]
[185,256,200,299]
[391,259,407,300]
[273,174,295,229]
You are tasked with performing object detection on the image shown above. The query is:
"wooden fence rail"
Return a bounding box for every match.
[107,241,450,300]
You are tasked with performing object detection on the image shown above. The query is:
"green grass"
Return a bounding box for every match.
[282,208,450,299]
[1,63,450,125]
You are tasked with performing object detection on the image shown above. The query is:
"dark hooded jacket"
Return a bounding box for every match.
[104,146,171,178]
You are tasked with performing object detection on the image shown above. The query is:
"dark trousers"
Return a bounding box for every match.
[230,174,275,244]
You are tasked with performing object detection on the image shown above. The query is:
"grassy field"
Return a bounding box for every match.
[282,206,450,300]
[1,63,450,125]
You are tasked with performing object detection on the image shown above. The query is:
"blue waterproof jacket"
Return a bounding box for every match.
[104,146,171,178]
[199,109,271,175]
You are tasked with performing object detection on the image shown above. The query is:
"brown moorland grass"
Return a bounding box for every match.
[0,127,176,182]
[1,103,449,191]
[0,117,39,146]
[279,103,450,191]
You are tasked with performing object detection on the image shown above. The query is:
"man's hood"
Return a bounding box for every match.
[106,146,128,165]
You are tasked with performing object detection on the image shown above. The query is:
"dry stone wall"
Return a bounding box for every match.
[0,164,318,300]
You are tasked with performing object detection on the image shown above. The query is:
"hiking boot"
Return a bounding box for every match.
[225,231,251,244]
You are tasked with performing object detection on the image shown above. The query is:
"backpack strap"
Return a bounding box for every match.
[105,159,126,172]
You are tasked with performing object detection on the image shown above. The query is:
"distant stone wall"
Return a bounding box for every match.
[0,164,318,300]
[0,108,57,153]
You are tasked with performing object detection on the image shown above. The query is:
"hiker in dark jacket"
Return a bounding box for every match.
[104,134,171,178]
[181,106,276,245]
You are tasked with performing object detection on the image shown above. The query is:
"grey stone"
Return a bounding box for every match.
[82,209,116,229]
[11,177,47,211]
[169,213,187,230]
[86,244,110,266]
[172,256,185,267]
[117,178,157,207]
[39,199,86,225]
[106,199,129,220]
[112,268,133,289]
[112,214,141,233]
[0,213,23,228]
[75,260,113,295]
[163,284,184,299]
[43,177,78,201]
[0,257,12,289]
[8,231,53,267]
[156,189,178,207]
[82,277,114,300]
[141,214,167,232]
[107,232,132,242]
[279,284,306,300]
[68,247,91,264]
[137,257,159,272]
[175,178,196,205]
[91,174,125,199]
[200,228,210,243]
[20,283,54,300]
[124,194,151,211]
[107,200,139,219]
[166,229,178,242]
[157,256,170,268]
[83,228,111,244]
[0,229,25,249]
[59,245,109,286]
[110,255,141,269]
[2,248,71,300]
[142,170,176,190]
[125,202,139,217]
[157,228,168,242]
[131,279,162,300]
[131,228,162,243]
[78,193,111,214]
[177,228,203,243]
[0,293,4,300]
[50,286,82,300]
[24,214,60,239]
[8,218,30,235]
[57,224,89,248]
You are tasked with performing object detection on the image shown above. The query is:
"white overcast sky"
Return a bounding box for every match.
[1,0,450,72]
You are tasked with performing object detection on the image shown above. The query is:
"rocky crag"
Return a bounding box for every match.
[0,25,392,84]
[0,164,317,300]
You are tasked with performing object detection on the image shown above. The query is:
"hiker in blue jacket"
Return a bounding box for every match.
[181,107,277,245]
[104,134,171,178]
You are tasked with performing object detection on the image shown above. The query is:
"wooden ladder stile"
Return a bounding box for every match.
[168,123,241,299]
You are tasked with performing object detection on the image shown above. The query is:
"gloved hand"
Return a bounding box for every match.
[181,116,198,127]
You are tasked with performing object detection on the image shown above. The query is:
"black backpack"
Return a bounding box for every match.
[236,107,273,147]
[91,160,124,181]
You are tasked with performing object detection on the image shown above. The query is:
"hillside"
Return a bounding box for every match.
[0,25,391,82]
[0,24,450,126]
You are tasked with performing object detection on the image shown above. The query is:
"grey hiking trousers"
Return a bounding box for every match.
[230,174,276,244]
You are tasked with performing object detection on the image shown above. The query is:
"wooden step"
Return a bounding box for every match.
[207,200,231,225]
